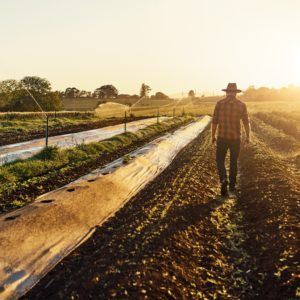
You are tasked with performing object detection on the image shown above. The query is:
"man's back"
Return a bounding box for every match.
[212,95,249,140]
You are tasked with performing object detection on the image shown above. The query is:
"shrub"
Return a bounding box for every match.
[0,168,17,185]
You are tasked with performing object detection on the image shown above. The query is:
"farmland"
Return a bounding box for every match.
[1,101,298,147]
[0,101,299,299]
[0,116,193,213]
[23,104,299,299]
[0,112,149,146]
[2,0,300,298]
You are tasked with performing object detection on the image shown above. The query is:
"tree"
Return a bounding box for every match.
[118,94,131,99]
[140,83,151,98]
[65,87,80,98]
[20,76,51,94]
[8,91,62,111]
[130,94,139,100]
[94,85,118,99]
[78,90,91,98]
[3,76,62,111]
[0,79,19,108]
[188,90,195,98]
[151,92,169,100]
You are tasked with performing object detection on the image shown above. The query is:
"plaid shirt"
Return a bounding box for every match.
[212,96,249,140]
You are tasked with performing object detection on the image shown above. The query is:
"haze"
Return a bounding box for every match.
[1,0,300,95]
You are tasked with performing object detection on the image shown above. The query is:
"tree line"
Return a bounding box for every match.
[0,77,171,112]
[2,76,295,112]
[0,77,61,111]
[64,83,169,100]
[240,85,300,102]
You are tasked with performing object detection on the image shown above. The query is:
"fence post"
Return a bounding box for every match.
[124,111,127,133]
[173,107,175,118]
[54,110,57,118]
[45,115,49,147]
[157,108,159,123]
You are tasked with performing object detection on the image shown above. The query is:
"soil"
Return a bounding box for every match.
[0,118,192,214]
[0,116,147,147]
[23,124,299,299]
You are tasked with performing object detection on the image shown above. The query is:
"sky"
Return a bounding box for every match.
[1,0,300,96]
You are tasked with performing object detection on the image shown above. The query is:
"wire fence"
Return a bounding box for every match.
[0,101,215,147]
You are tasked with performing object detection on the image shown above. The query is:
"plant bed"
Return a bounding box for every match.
[238,135,299,299]
[0,115,149,147]
[24,128,299,299]
[0,116,193,214]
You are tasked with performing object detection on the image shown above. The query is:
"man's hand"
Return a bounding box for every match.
[212,136,217,146]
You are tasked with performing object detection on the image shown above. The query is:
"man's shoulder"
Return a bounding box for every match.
[235,98,246,104]
[215,97,247,108]
[235,98,247,108]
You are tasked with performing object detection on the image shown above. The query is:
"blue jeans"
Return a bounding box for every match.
[216,137,240,185]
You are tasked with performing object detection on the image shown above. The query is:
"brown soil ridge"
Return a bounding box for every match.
[1,118,191,214]
[23,130,299,299]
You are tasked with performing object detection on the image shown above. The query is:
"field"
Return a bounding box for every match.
[62,98,175,111]
[0,101,299,299]
[0,112,148,146]
[0,117,193,213]
[1,101,298,147]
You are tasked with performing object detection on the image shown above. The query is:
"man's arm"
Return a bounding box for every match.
[242,104,250,142]
[211,103,219,144]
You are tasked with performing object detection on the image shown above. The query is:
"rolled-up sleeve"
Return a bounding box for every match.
[212,103,219,124]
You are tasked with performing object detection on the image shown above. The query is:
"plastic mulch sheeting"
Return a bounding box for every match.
[0,116,211,299]
[0,117,168,165]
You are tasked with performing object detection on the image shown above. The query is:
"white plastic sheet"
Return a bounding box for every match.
[0,116,211,299]
[0,117,167,165]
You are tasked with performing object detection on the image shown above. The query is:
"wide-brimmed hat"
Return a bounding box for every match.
[222,83,242,93]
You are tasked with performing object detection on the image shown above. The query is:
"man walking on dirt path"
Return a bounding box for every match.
[211,83,250,196]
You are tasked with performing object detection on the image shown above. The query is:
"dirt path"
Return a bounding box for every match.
[23,128,299,299]
[238,135,299,299]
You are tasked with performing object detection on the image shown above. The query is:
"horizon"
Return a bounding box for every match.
[1,0,300,95]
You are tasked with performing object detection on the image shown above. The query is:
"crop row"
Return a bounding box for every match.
[253,111,300,140]
[0,116,193,213]
[250,116,299,154]
[239,135,299,298]
[0,111,94,120]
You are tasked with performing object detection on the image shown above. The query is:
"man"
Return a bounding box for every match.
[211,83,250,196]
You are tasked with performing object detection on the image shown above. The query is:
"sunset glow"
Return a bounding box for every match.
[1,0,300,94]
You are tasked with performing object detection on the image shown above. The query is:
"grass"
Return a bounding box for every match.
[2,100,299,137]
[0,114,101,136]
[0,116,193,213]
[0,111,94,120]
[0,114,148,146]
[122,154,132,164]
[254,111,300,140]
[62,98,175,111]
[251,117,299,154]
